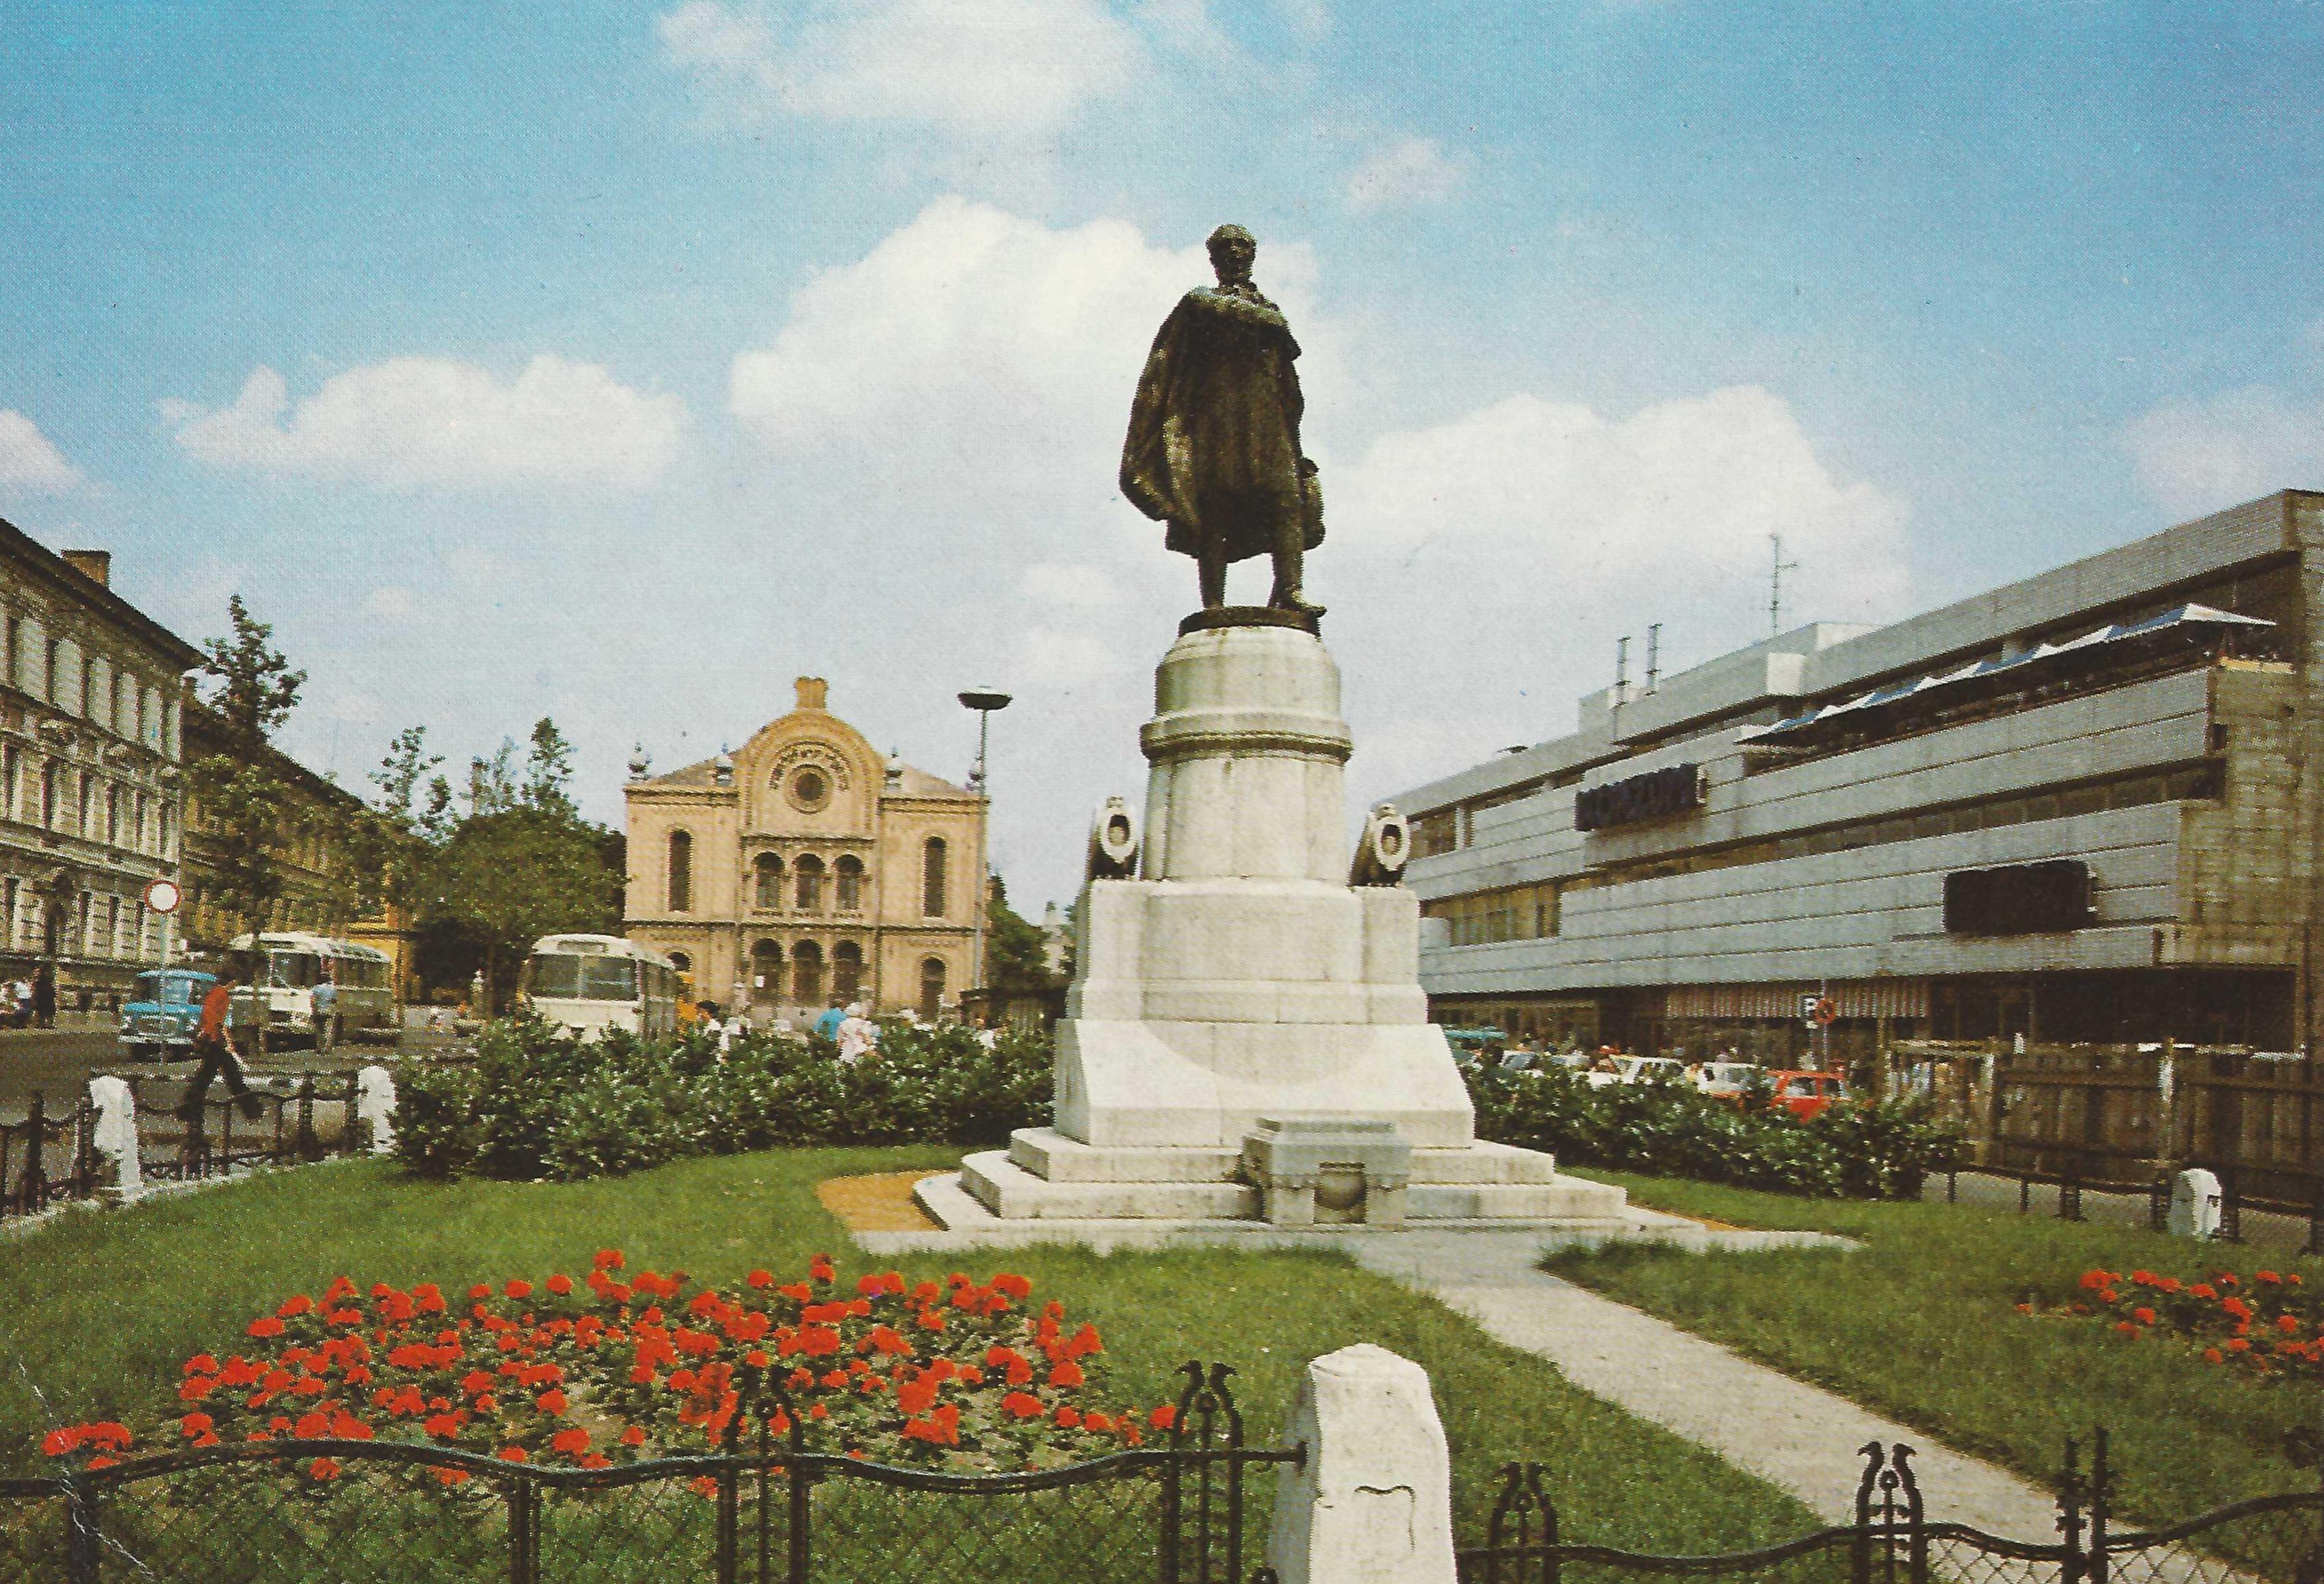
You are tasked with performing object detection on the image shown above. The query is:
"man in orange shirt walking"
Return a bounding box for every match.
[177,958,262,1122]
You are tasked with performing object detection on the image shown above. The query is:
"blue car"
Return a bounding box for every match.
[119,968,217,1060]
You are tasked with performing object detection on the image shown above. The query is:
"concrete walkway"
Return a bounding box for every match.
[1348,1229,2063,1535]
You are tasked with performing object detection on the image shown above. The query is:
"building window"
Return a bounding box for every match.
[104,895,119,958]
[835,855,864,912]
[667,830,694,912]
[752,938,782,996]
[42,639,57,706]
[921,838,947,917]
[788,767,832,813]
[667,949,692,976]
[1,743,16,823]
[833,940,864,1004]
[754,852,784,909]
[792,940,825,1006]
[105,784,120,847]
[795,854,825,913]
[918,956,946,1022]
[1412,808,1460,858]
[40,762,55,829]
[76,774,90,837]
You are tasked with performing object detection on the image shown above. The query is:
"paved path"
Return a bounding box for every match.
[1347,1229,2064,1535]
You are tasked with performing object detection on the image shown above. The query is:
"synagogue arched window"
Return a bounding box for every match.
[832,940,864,1004]
[754,852,784,910]
[795,854,825,914]
[792,940,825,1006]
[667,830,693,912]
[835,855,865,912]
[921,838,947,918]
[917,956,947,1022]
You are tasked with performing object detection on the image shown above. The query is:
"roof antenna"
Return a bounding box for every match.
[1770,534,1798,636]
[1644,623,1662,695]
[1613,635,1631,708]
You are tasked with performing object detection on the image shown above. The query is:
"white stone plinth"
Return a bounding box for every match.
[944,614,1624,1231]
[1269,1344,1457,1584]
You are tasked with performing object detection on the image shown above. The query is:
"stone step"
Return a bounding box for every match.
[1407,1179,1629,1221]
[960,1151,1261,1221]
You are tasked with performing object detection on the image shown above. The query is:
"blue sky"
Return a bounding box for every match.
[5,1,2323,908]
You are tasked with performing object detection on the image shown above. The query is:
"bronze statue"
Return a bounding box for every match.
[1122,225,1325,617]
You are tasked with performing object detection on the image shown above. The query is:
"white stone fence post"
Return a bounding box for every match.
[1269,1343,1457,1584]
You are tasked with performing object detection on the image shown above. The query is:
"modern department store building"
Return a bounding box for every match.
[1390,490,2324,1065]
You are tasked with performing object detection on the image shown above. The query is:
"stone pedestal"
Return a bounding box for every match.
[928,612,1626,1231]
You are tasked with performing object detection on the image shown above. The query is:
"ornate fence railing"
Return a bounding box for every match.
[0,1362,1299,1584]
[1458,1432,2310,1584]
[0,1069,365,1221]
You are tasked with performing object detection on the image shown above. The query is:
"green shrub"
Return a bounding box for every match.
[397,1014,1052,1181]
[1467,1065,1961,1200]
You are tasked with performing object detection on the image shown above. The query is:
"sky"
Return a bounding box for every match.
[5,2,2324,910]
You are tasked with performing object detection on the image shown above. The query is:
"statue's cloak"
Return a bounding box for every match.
[1122,287,1322,564]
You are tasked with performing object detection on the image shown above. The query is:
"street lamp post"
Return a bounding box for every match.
[957,687,1011,1015]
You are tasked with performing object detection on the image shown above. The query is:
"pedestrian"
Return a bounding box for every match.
[722,1008,749,1054]
[179,958,263,1122]
[974,1015,1000,1052]
[813,1000,847,1044]
[309,971,337,1050]
[31,962,55,1030]
[7,978,27,1027]
[836,1003,878,1064]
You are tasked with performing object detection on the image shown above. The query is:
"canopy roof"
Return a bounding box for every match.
[1738,603,2274,747]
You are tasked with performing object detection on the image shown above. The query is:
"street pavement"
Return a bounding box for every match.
[0,1019,414,1123]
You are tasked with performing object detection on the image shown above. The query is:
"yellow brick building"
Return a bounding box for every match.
[622,678,985,1022]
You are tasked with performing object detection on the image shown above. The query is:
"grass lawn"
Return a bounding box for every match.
[1551,1168,2321,1529]
[1,1148,1829,1559]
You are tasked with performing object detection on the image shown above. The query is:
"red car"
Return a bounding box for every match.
[1764,1070,1849,1121]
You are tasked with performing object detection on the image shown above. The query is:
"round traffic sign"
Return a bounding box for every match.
[142,878,182,915]
[1811,997,1838,1026]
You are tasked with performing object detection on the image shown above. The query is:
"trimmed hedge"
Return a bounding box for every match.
[1467,1064,1962,1199]
[393,1015,1050,1181]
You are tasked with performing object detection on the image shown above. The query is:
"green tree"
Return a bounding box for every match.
[416,716,623,1011]
[344,725,443,919]
[188,596,310,938]
[982,874,1055,994]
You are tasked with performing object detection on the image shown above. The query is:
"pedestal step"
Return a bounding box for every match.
[1005,1129,1570,1186]
[959,1142,1631,1225]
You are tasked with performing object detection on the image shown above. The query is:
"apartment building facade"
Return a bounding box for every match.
[1391,490,2324,1066]
[0,526,198,1004]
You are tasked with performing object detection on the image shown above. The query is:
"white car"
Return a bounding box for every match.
[1694,1061,1760,1098]
[1587,1055,1686,1088]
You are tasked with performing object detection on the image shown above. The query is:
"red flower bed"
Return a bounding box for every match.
[2024,1264,2322,1379]
[41,1251,1180,1478]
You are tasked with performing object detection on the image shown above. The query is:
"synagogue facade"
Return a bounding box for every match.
[621,677,985,1021]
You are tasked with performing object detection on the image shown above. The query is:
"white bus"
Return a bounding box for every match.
[517,934,682,1038]
[228,932,399,1052]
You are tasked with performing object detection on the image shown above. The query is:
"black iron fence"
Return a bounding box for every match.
[0,1069,367,1221]
[0,1362,1297,1584]
[1459,1431,2310,1584]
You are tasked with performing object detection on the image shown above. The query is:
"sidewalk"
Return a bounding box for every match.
[1347,1229,2063,1534]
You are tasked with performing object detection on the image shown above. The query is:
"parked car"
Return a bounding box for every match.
[1588,1054,1686,1089]
[1694,1061,1760,1099]
[1764,1069,1850,1121]
[119,967,218,1061]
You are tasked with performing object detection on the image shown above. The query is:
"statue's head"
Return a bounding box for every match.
[1206,224,1256,285]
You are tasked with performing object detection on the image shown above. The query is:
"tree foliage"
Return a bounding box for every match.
[188,596,309,936]
[982,874,1055,994]
[406,716,623,1008]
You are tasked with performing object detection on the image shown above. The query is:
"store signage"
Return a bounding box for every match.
[1943,860,2093,935]
[1575,764,1707,832]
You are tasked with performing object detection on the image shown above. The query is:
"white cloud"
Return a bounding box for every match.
[0,410,86,492]
[1018,628,1120,683]
[2123,387,2324,519]
[364,586,416,619]
[1345,136,1466,215]
[163,357,685,492]
[1021,562,1122,607]
[1338,385,1910,624]
[658,0,1145,142]
[730,197,1302,487]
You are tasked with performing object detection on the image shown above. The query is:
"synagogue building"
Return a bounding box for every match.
[621,678,985,1022]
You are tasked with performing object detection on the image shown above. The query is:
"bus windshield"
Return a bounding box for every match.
[268,953,320,989]
[527,954,637,1002]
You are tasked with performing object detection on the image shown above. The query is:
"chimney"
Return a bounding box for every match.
[795,676,828,712]
[62,550,110,587]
